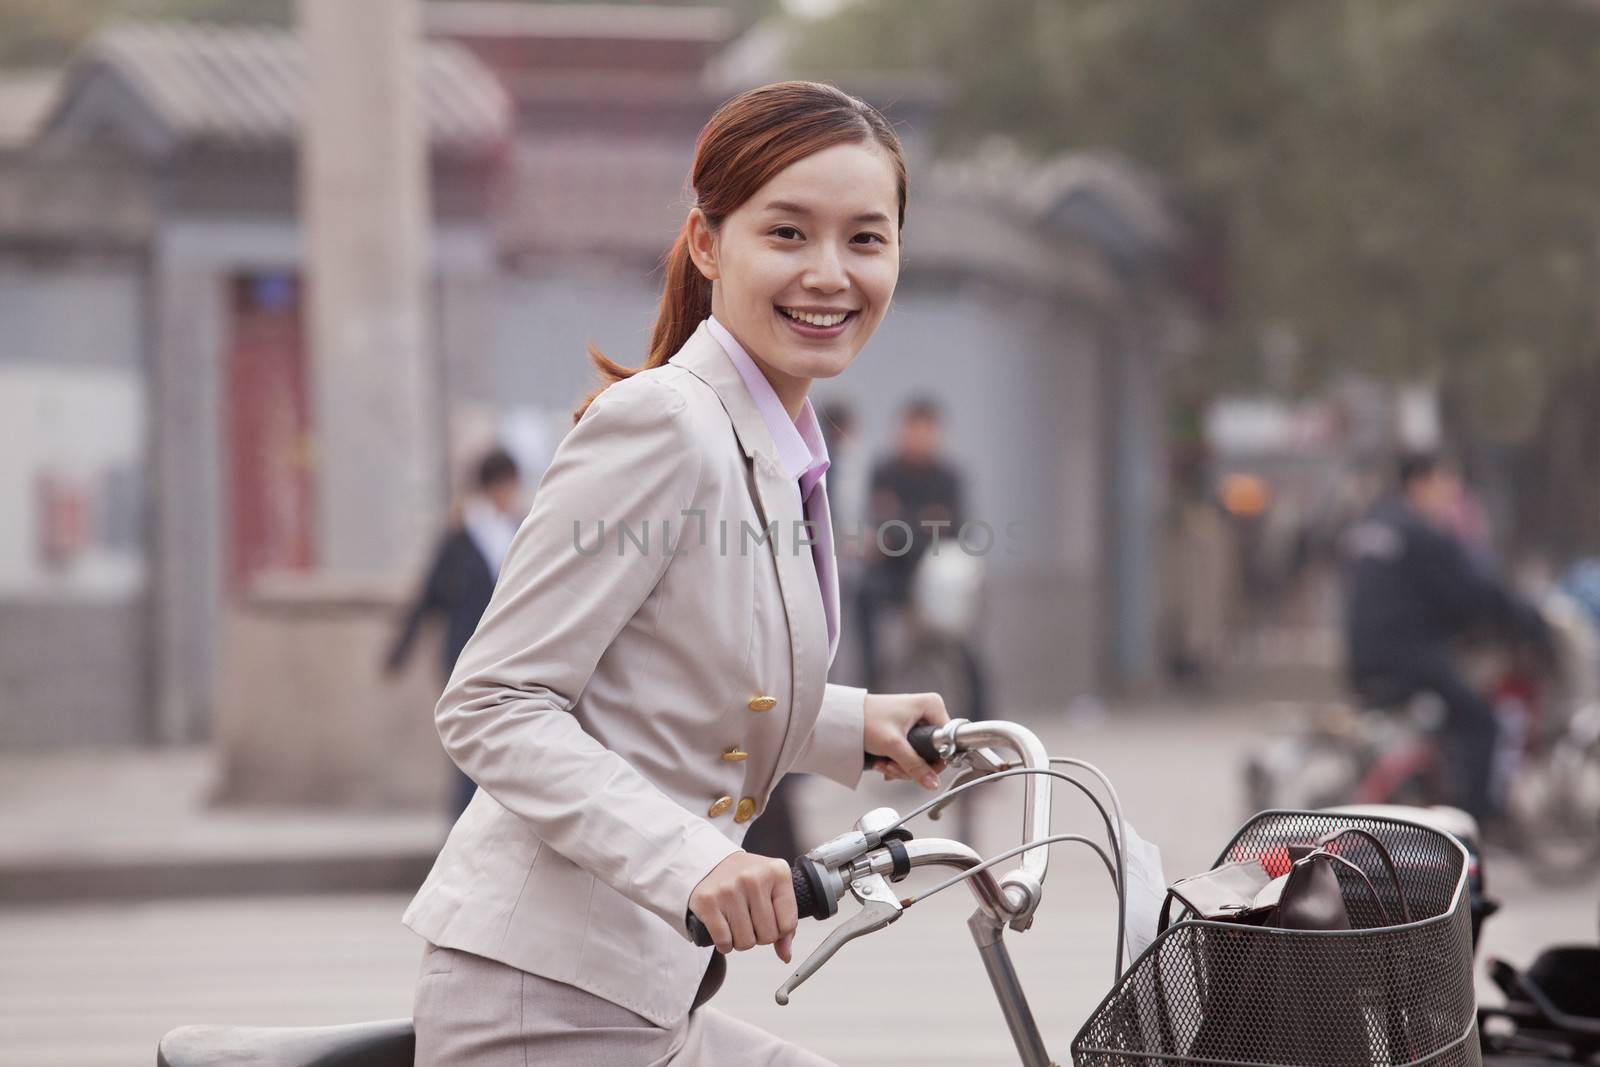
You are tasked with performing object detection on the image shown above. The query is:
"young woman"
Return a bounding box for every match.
[404,80,950,1066]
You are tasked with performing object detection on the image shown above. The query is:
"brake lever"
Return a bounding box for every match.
[775,873,903,1005]
[925,747,1008,823]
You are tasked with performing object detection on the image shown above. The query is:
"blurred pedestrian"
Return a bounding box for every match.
[384,447,523,820]
[857,396,989,721]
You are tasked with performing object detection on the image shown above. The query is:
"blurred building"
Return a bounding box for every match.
[0,20,507,746]
[0,3,1199,754]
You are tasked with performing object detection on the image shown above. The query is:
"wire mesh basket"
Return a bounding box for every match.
[1071,810,1480,1067]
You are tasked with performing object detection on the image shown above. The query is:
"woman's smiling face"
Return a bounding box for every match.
[688,140,901,412]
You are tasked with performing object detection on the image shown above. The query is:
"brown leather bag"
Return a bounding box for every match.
[1156,858,1276,933]
[1271,828,1412,931]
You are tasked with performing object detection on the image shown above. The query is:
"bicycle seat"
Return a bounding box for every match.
[1518,948,1600,1033]
[157,1019,414,1067]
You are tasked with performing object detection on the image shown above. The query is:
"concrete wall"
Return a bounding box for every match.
[0,254,151,748]
[0,601,148,747]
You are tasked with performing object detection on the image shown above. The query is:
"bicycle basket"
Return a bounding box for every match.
[1071,810,1479,1067]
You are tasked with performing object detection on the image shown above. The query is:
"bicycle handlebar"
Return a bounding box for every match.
[688,719,1055,947]
[679,714,1119,1067]
[690,723,945,948]
[916,718,1055,924]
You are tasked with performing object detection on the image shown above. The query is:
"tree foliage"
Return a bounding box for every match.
[795,0,1600,410]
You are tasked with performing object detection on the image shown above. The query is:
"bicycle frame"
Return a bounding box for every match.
[971,900,1054,1065]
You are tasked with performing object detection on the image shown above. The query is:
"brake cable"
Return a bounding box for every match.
[878,764,1130,980]
[901,832,1118,909]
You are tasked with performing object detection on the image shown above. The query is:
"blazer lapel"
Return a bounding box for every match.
[669,323,831,791]
[810,475,841,666]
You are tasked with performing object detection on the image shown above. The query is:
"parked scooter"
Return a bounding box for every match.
[1482,941,1600,1064]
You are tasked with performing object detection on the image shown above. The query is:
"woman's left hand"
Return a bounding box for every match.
[863,692,950,790]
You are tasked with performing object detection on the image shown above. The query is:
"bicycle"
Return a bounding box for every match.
[159,718,1479,1066]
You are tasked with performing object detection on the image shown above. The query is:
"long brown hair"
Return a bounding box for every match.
[572,80,908,422]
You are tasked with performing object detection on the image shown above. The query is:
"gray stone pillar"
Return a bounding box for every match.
[298,0,440,573]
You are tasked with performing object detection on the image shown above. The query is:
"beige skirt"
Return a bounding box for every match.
[412,942,838,1067]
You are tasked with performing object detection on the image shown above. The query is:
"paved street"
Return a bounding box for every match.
[3,705,1595,1066]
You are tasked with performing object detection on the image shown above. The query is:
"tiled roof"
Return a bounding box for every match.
[40,20,510,156]
[934,147,1189,277]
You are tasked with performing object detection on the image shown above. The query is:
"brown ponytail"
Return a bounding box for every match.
[572,80,907,422]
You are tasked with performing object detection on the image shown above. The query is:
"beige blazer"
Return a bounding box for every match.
[402,321,868,1027]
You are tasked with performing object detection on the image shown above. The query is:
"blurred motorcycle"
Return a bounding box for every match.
[1501,591,1600,878]
[1244,589,1600,881]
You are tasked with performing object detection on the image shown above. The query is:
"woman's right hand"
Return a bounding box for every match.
[689,852,799,962]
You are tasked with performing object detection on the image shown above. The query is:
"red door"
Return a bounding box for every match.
[226,273,314,595]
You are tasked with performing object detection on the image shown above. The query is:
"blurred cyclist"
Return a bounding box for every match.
[1342,451,1543,822]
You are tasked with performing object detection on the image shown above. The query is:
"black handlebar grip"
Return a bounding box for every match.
[863,723,946,770]
[791,858,819,920]
[687,911,714,948]
[687,860,822,948]
[907,723,942,765]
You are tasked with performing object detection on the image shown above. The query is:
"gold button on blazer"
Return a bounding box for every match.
[402,321,867,1028]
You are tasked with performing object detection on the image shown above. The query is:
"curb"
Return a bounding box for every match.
[0,850,435,904]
